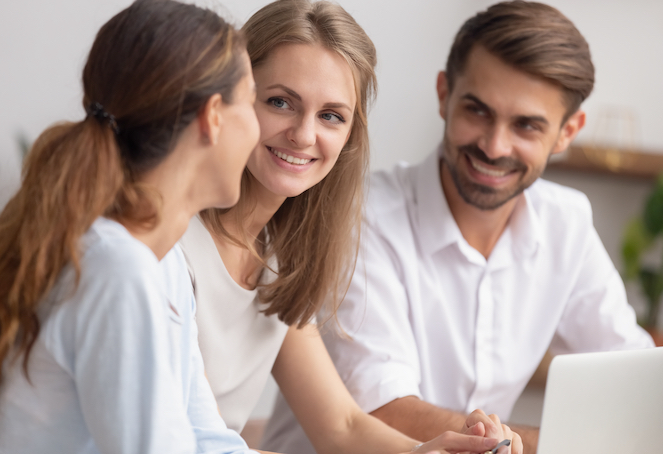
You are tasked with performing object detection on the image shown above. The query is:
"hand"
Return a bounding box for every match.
[459,409,523,454]
[411,430,500,454]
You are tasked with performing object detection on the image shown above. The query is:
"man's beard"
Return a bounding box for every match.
[441,135,544,211]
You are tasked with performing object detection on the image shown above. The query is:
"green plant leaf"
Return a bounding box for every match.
[638,268,663,305]
[638,268,663,327]
[643,175,663,235]
[622,217,652,280]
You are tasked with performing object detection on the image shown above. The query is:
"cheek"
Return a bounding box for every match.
[512,137,552,168]
[523,148,550,171]
[447,115,481,145]
[320,130,349,164]
[255,108,287,142]
[247,110,260,146]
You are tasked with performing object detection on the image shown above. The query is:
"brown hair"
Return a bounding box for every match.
[200,0,377,327]
[0,0,246,383]
[446,0,594,117]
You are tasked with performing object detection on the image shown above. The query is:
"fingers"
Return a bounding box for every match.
[508,431,523,454]
[491,423,522,454]
[420,431,498,454]
[463,409,501,440]
[499,422,511,442]
[465,422,486,437]
[484,414,504,440]
[462,409,486,430]
[462,410,523,454]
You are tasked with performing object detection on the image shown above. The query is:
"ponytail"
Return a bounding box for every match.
[0,118,123,379]
[0,0,248,385]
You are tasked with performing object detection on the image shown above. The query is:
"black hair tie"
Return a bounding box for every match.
[87,102,119,134]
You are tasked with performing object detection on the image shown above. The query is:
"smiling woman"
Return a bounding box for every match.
[248,42,356,201]
[194,0,376,329]
[181,0,376,433]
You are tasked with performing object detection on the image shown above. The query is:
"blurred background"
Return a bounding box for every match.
[1,0,662,430]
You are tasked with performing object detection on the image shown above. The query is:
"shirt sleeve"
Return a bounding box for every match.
[550,217,654,355]
[320,220,422,413]
[65,239,197,454]
[185,310,257,454]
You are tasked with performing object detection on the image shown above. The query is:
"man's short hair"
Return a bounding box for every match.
[446,0,594,118]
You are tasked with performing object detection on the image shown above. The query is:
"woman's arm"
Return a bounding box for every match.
[272,325,510,454]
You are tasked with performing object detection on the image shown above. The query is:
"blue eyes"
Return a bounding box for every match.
[267,97,345,124]
[321,112,345,124]
[269,97,290,109]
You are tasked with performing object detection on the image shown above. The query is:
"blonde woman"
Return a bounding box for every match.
[0,1,260,453]
[179,1,521,453]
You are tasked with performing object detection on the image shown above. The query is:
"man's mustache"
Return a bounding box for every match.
[458,143,526,172]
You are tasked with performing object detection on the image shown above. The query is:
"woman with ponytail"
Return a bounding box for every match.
[0,1,259,453]
[179,1,521,454]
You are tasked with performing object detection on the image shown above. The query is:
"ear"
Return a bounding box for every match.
[436,71,450,120]
[198,93,224,145]
[551,109,586,155]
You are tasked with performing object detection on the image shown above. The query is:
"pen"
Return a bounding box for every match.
[488,439,511,454]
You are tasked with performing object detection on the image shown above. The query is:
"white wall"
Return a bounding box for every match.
[4,1,661,205]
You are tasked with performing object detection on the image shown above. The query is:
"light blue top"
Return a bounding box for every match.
[0,217,255,454]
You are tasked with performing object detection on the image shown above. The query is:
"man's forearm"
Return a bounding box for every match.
[370,396,466,442]
[369,396,539,454]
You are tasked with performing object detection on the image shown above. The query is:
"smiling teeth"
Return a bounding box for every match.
[271,148,311,165]
[469,156,509,177]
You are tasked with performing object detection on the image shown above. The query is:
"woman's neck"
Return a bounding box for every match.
[126,175,199,261]
[127,203,195,261]
[212,181,287,290]
[123,125,212,260]
[246,180,287,239]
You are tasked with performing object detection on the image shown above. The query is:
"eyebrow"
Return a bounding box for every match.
[265,84,353,112]
[462,93,550,126]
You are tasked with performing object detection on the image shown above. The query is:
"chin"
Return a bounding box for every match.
[214,192,241,209]
[264,180,310,199]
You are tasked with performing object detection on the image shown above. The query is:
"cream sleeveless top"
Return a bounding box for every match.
[179,216,289,432]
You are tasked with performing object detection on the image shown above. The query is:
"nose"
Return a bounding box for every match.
[286,114,316,149]
[477,124,512,160]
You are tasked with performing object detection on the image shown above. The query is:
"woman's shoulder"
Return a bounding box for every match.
[80,217,160,286]
[40,218,168,363]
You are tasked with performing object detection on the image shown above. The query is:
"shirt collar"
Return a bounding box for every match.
[414,143,543,261]
[415,145,464,255]
[507,184,543,259]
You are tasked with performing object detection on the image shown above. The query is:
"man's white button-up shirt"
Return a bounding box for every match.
[261,147,653,454]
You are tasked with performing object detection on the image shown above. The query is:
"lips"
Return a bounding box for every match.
[267,146,313,165]
[466,154,512,177]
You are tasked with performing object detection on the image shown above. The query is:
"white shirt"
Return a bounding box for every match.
[179,216,289,433]
[0,218,254,454]
[262,148,654,454]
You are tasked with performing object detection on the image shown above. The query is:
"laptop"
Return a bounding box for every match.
[537,347,663,454]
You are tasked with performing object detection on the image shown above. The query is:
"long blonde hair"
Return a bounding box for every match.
[0,0,247,383]
[200,0,377,327]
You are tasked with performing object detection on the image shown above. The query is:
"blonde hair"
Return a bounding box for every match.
[200,0,377,327]
[0,0,247,383]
